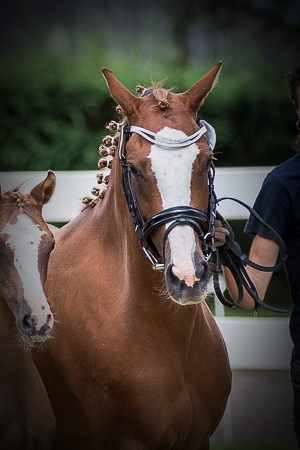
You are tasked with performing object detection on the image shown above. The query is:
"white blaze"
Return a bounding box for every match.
[148,127,200,287]
[1,215,52,329]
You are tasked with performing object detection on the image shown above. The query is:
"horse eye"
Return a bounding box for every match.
[129,165,139,176]
[205,159,213,171]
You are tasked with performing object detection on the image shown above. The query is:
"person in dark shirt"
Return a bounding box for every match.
[218,64,300,447]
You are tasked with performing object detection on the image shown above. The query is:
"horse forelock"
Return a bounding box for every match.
[151,88,170,111]
[137,80,172,112]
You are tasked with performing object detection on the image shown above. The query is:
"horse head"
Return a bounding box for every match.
[0,171,56,346]
[102,63,221,305]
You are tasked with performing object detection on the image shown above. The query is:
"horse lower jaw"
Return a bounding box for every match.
[19,324,52,347]
[165,262,210,305]
[20,334,50,347]
[167,285,207,305]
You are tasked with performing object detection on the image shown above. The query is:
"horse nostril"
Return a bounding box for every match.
[196,260,209,279]
[22,314,38,333]
[166,264,178,284]
[195,260,210,282]
[166,265,189,288]
[46,313,54,330]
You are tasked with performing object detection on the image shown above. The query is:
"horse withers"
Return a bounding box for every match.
[35,63,231,449]
[0,171,56,449]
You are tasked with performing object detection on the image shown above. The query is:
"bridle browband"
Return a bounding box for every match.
[119,122,217,271]
[118,120,288,314]
[125,125,209,148]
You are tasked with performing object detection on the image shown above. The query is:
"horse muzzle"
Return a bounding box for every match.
[17,304,54,347]
[163,226,210,305]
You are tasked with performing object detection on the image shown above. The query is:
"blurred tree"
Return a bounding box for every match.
[169,0,299,67]
[0,0,299,171]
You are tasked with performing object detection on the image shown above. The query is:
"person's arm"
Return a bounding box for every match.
[222,234,279,310]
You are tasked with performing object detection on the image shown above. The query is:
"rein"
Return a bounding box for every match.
[118,122,288,314]
[211,197,288,314]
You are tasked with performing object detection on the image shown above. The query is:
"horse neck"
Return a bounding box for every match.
[92,160,171,309]
[91,161,207,331]
[93,161,149,272]
[0,293,19,345]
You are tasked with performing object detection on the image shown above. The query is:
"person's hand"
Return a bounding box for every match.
[214,212,230,247]
[214,211,240,268]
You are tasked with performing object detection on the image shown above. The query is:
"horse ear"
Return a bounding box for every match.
[179,61,222,113]
[101,68,139,117]
[30,170,56,207]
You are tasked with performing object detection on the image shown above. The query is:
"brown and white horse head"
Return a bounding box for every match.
[0,171,56,346]
[102,63,222,305]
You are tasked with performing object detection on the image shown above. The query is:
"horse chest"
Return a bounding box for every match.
[73,362,225,449]
[51,307,230,446]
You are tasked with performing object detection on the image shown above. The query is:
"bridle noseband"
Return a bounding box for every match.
[118,122,217,271]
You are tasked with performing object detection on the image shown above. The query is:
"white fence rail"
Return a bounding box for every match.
[0,167,273,222]
[0,169,293,370]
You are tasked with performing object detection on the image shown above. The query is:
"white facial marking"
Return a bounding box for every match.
[148,127,200,286]
[1,215,52,329]
[148,127,200,209]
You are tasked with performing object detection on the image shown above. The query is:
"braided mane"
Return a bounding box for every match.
[1,188,27,209]
[82,81,172,210]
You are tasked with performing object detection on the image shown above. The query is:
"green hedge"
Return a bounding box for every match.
[0,51,297,172]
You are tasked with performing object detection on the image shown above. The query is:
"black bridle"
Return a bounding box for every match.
[119,123,217,270]
[118,122,288,314]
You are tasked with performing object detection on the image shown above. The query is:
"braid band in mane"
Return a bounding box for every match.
[81,110,124,210]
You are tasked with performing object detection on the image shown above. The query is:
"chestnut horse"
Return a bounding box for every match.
[35,62,231,449]
[0,171,56,449]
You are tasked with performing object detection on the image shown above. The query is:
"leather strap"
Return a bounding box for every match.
[212,197,288,314]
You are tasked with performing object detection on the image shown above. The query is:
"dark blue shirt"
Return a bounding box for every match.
[245,152,300,350]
